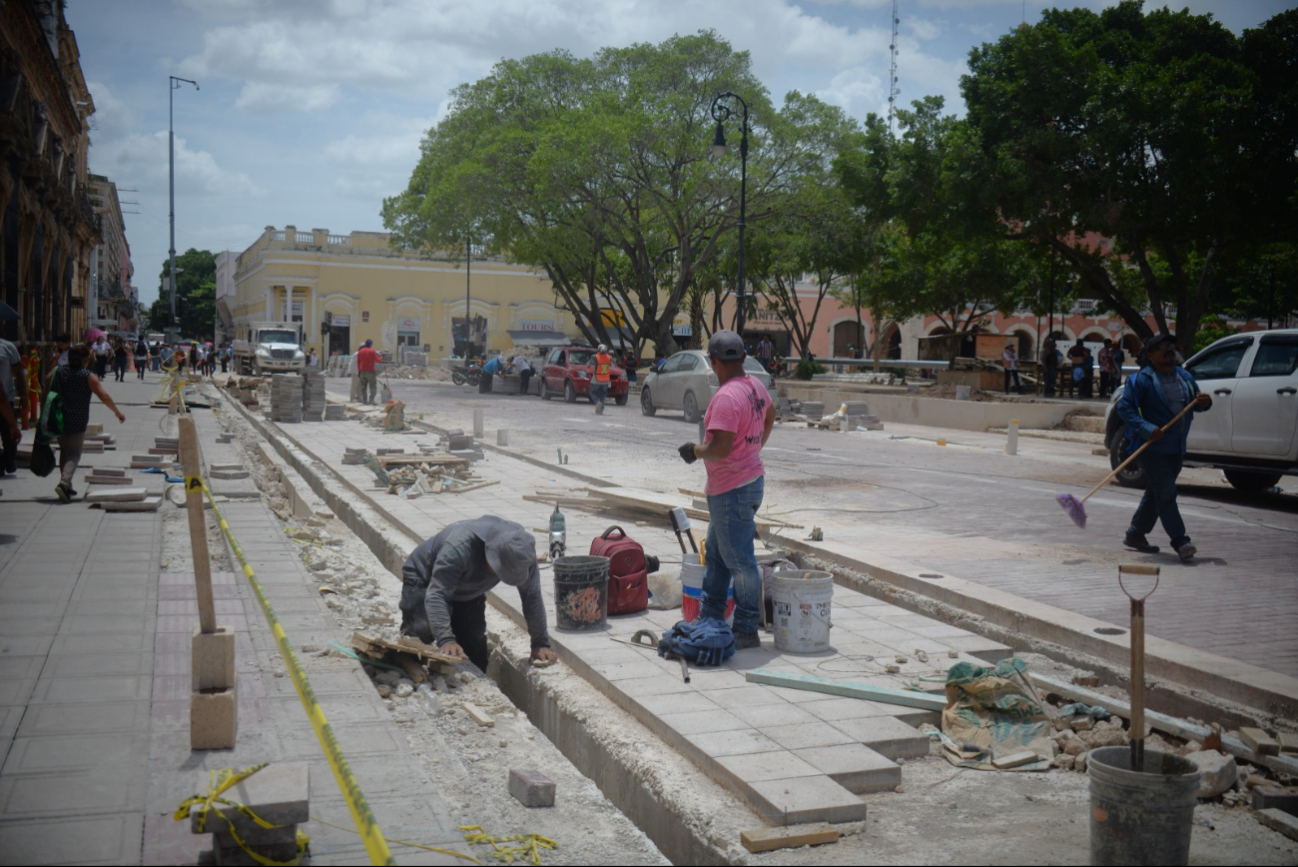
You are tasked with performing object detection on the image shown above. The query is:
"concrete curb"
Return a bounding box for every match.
[774,535,1298,721]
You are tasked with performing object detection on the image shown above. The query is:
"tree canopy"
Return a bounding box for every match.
[148,248,216,339]
[383,31,857,354]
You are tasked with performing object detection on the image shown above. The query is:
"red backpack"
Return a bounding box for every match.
[589,526,648,616]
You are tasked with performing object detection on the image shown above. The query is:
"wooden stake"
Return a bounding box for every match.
[178,416,217,634]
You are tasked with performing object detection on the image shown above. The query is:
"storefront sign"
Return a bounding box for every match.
[397,317,420,332]
[671,324,692,336]
[332,314,351,327]
[520,320,555,332]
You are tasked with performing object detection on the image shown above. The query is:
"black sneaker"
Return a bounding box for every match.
[1176,543,1197,562]
[1123,532,1159,554]
[54,483,71,503]
[734,632,761,650]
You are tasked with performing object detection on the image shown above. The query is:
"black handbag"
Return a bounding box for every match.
[29,441,56,477]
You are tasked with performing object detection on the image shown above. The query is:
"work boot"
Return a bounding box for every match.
[1176,542,1197,562]
[55,483,71,504]
[1122,532,1159,554]
[734,632,760,650]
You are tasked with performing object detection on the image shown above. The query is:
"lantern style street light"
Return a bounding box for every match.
[168,75,198,343]
[710,91,749,335]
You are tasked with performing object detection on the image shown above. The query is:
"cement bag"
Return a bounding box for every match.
[942,658,1054,771]
[647,567,682,610]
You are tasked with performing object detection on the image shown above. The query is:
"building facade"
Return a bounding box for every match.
[87,173,136,337]
[0,0,99,343]
[229,225,576,358]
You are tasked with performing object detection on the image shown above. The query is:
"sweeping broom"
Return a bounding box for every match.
[1056,400,1199,529]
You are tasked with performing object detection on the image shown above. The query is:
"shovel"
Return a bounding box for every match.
[1119,564,1159,772]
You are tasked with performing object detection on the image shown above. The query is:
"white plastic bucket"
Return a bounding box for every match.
[772,570,833,653]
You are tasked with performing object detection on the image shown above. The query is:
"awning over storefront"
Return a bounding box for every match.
[506,329,571,346]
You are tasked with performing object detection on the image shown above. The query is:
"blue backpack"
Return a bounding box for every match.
[657,618,735,667]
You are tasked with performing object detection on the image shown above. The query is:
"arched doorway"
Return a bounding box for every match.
[883,323,902,359]
[833,320,865,358]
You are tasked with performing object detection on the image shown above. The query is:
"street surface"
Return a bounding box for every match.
[348,377,1298,678]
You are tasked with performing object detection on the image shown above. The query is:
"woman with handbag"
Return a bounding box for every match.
[51,344,126,503]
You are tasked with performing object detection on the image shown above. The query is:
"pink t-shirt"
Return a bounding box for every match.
[703,374,769,496]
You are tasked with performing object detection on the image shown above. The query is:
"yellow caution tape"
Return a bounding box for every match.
[179,385,396,866]
[460,826,557,865]
[175,764,310,866]
[184,475,205,493]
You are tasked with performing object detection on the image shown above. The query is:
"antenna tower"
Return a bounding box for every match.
[887,0,900,133]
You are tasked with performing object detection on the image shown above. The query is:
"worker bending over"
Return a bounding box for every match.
[400,516,558,672]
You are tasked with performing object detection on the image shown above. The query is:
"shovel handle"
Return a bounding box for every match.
[1080,400,1199,504]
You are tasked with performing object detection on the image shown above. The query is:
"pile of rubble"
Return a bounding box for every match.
[383,363,453,382]
[776,398,884,431]
[346,443,495,498]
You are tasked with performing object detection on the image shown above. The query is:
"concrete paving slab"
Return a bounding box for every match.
[829,715,933,760]
[0,811,144,865]
[717,750,822,783]
[745,774,868,825]
[794,743,900,793]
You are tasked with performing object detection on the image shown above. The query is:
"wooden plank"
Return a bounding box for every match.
[744,668,946,712]
[740,823,839,854]
[446,479,500,494]
[396,656,428,684]
[1031,672,1298,778]
[464,704,494,727]
[1241,727,1281,757]
[179,416,217,635]
[352,631,462,665]
[378,454,468,467]
[1256,808,1298,842]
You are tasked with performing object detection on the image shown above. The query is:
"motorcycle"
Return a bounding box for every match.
[451,366,482,387]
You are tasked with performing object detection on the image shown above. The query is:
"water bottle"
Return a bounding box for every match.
[415,682,440,715]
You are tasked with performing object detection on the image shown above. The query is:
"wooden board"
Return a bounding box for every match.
[741,823,839,853]
[464,704,494,727]
[744,668,946,712]
[378,454,469,467]
[352,631,461,666]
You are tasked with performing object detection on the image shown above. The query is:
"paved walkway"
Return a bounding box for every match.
[0,376,461,864]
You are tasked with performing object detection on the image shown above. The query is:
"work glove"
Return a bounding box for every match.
[677,442,698,464]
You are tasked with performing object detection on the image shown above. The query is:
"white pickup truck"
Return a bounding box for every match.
[1104,328,1298,492]
[232,321,306,376]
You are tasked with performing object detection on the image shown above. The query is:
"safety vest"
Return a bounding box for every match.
[594,353,611,383]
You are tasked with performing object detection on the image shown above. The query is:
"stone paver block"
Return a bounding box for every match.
[3,732,147,773]
[761,721,856,751]
[746,774,867,825]
[830,715,931,760]
[32,674,152,703]
[728,700,819,729]
[0,811,144,863]
[191,678,238,750]
[188,761,309,835]
[17,700,151,737]
[633,691,717,716]
[684,728,783,759]
[508,768,555,807]
[793,743,900,793]
[716,749,821,783]
[193,625,236,691]
[655,709,749,737]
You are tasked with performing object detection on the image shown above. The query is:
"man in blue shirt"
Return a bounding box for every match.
[1115,334,1212,560]
[478,354,502,393]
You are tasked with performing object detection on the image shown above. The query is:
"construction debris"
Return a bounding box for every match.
[741,822,839,853]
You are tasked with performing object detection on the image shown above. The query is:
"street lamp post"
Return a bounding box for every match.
[465,235,472,357]
[169,75,198,343]
[710,91,750,335]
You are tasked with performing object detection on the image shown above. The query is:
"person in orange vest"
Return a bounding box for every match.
[591,343,612,415]
[25,348,41,428]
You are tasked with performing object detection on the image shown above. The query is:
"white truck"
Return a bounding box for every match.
[233,321,306,376]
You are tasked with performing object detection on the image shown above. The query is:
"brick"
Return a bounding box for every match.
[193,625,236,690]
[508,768,555,807]
[190,761,309,833]
[1252,786,1298,818]
[191,678,238,750]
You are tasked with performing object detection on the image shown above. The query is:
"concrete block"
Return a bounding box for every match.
[746,774,867,824]
[1241,727,1280,757]
[1252,786,1298,817]
[191,678,238,750]
[190,761,309,835]
[213,823,298,848]
[793,743,900,794]
[193,625,236,691]
[828,716,931,760]
[214,836,299,866]
[1188,749,1236,798]
[1256,808,1298,842]
[100,495,163,512]
[508,768,555,807]
[85,487,147,503]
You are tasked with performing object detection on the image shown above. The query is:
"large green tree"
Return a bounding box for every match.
[154,248,217,340]
[383,31,850,354]
[960,1,1298,347]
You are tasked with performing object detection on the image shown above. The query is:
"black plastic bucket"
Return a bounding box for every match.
[553,555,609,631]
[1089,746,1200,866]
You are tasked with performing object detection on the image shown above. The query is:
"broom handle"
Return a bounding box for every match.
[1080,400,1199,504]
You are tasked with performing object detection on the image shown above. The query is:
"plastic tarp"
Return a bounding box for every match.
[941,658,1055,771]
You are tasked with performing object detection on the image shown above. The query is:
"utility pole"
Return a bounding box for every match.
[887,0,900,134]
[168,76,198,343]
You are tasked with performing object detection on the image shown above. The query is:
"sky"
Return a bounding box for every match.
[67,0,1289,307]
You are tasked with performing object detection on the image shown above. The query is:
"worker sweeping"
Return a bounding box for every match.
[676,330,775,650]
[1115,334,1211,560]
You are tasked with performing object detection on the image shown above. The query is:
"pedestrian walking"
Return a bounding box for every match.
[150,342,161,372]
[1098,339,1118,398]
[356,339,379,404]
[676,330,776,650]
[134,338,148,380]
[51,344,126,502]
[112,339,128,382]
[591,344,612,414]
[1002,341,1022,394]
[1116,334,1212,560]
[757,335,774,373]
[219,344,229,374]
[623,352,637,388]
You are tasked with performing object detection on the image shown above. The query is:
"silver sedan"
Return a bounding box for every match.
[639,350,775,422]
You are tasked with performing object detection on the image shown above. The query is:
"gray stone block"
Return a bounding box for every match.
[508,768,555,807]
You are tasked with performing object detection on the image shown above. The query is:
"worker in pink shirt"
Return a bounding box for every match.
[676,330,775,649]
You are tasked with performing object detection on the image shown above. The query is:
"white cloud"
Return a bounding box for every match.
[234,82,341,114]
[92,131,262,198]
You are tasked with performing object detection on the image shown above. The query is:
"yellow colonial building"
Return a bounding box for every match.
[225,225,574,358]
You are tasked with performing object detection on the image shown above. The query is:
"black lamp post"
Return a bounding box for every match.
[710,91,749,335]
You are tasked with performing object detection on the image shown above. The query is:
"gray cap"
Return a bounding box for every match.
[476,519,537,587]
[708,329,746,361]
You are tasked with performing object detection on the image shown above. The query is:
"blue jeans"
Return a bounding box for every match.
[590,382,608,406]
[1128,451,1189,549]
[701,476,764,634]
